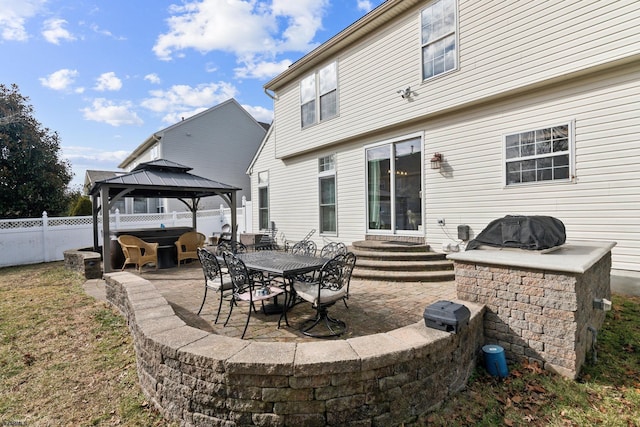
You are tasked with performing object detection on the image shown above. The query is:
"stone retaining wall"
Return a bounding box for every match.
[454,253,611,378]
[63,249,102,279]
[104,272,484,426]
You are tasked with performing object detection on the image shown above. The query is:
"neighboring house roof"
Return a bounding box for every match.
[88,159,240,200]
[264,0,420,92]
[84,169,125,195]
[118,98,269,169]
[247,123,274,175]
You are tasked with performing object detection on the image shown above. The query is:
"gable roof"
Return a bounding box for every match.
[264,0,422,92]
[118,98,268,169]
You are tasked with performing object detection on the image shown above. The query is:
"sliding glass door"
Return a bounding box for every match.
[367,137,422,233]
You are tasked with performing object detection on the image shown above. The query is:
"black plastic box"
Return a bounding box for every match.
[423,300,471,334]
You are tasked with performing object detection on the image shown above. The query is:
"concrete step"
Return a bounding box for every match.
[351,268,455,282]
[351,249,448,262]
[355,258,453,272]
[349,240,454,283]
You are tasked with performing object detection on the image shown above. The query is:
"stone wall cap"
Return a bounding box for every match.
[347,333,414,370]
[294,341,360,376]
[179,334,250,361]
[226,342,296,375]
[152,325,210,350]
[448,241,616,273]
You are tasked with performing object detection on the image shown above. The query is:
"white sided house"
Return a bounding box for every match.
[248,0,640,273]
[117,98,268,213]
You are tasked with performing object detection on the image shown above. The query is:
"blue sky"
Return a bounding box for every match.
[0,0,384,188]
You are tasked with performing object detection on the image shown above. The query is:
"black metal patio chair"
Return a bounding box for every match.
[293,252,357,338]
[195,247,233,323]
[222,251,285,339]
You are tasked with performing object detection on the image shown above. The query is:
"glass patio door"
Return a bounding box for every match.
[367,138,422,233]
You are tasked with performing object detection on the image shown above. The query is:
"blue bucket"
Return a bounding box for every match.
[482,345,509,378]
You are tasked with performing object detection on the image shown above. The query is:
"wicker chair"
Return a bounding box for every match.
[175,231,206,267]
[117,235,158,272]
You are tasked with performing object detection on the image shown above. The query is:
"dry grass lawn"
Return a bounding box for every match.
[1,262,638,426]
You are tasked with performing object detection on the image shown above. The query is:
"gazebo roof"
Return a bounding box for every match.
[88,159,240,199]
[89,159,241,273]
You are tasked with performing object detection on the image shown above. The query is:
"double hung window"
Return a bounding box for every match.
[258,171,269,230]
[421,0,457,80]
[300,62,337,128]
[505,124,572,185]
[318,155,336,234]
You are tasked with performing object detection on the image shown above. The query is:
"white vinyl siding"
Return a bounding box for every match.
[425,64,640,271]
[271,0,640,159]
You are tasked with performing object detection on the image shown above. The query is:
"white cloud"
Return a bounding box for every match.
[141,82,238,123]
[357,0,375,13]
[0,0,46,41]
[81,98,143,126]
[241,104,273,124]
[42,18,75,44]
[94,72,122,91]
[152,0,328,79]
[234,56,292,79]
[39,68,79,91]
[144,73,161,84]
[62,145,130,163]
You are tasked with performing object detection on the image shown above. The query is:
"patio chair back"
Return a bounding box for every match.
[117,235,158,272]
[196,247,233,322]
[320,242,347,258]
[221,251,284,339]
[175,231,206,267]
[291,240,317,257]
[216,240,247,255]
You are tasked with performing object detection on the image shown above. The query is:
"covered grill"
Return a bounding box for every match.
[466,215,566,251]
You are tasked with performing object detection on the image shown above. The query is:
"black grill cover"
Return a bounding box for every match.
[466,215,566,251]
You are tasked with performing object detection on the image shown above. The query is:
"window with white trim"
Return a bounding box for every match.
[318,155,336,234]
[258,171,269,230]
[421,0,457,80]
[505,124,572,185]
[300,62,337,128]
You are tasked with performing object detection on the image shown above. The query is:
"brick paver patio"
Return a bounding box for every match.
[124,260,457,342]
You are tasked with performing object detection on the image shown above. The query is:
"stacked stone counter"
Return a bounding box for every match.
[104,271,484,426]
[448,241,615,379]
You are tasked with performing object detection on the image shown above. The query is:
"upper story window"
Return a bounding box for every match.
[421,0,457,80]
[300,62,338,128]
[505,123,573,186]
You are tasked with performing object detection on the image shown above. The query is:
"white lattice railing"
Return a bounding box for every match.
[0,204,252,268]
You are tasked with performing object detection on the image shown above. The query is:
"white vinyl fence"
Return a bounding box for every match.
[0,202,253,268]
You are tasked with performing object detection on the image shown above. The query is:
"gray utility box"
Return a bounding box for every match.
[423,300,471,334]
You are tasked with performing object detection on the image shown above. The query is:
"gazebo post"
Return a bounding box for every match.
[231,192,237,242]
[92,195,99,252]
[101,187,112,273]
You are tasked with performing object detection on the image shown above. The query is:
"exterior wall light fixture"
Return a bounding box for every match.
[430,152,442,169]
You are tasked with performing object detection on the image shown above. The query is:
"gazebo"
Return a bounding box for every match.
[87,159,240,273]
